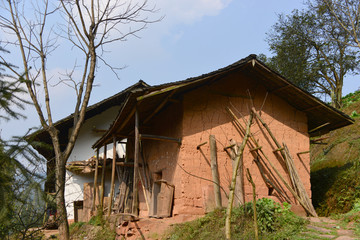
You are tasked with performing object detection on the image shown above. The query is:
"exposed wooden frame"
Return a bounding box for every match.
[142,90,177,124]
[92,149,100,212]
[100,144,107,209]
[308,122,330,133]
[107,136,117,217]
[302,105,321,112]
[270,84,290,93]
[209,135,222,208]
[132,106,140,216]
[140,134,181,144]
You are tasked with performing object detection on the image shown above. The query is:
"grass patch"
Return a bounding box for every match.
[163,198,307,240]
[310,90,360,216]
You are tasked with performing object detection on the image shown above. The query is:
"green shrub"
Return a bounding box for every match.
[164,198,306,240]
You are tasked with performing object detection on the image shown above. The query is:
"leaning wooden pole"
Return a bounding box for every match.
[209,135,222,208]
[100,144,107,210]
[225,112,253,240]
[132,107,139,216]
[251,107,317,217]
[92,149,100,213]
[108,136,117,217]
[246,168,259,240]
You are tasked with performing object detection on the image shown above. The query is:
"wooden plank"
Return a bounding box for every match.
[100,144,107,209]
[209,135,222,208]
[132,107,139,216]
[156,181,174,218]
[92,149,100,212]
[107,136,117,217]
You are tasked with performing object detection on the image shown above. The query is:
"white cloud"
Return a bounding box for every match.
[154,0,232,24]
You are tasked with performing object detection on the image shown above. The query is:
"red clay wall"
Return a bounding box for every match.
[176,71,310,215]
[139,101,183,216]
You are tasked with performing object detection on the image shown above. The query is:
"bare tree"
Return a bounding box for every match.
[0,0,160,238]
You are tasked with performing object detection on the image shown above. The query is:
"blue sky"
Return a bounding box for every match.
[1,0,359,139]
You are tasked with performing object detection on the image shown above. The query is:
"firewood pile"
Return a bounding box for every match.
[66,156,111,174]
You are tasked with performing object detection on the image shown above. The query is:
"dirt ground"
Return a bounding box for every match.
[116,214,200,240]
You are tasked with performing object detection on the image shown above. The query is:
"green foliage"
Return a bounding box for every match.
[342,90,360,108]
[244,198,302,234]
[0,44,49,238]
[89,209,105,227]
[264,1,359,108]
[70,222,86,233]
[164,199,306,240]
[311,90,360,216]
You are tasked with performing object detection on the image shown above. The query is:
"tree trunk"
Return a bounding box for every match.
[331,83,343,109]
[55,154,70,240]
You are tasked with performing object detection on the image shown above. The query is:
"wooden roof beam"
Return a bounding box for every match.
[309,122,330,133]
[270,84,290,93]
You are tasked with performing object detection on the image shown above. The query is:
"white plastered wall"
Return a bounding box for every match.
[64,106,126,220]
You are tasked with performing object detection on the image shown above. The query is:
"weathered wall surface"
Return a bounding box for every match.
[65,106,125,220]
[140,101,183,215]
[177,71,310,215]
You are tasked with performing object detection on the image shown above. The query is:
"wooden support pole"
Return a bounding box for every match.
[92,149,100,212]
[230,107,317,216]
[108,136,117,217]
[273,147,284,153]
[297,151,310,155]
[251,107,317,217]
[225,112,253,240]
[223,143,236,150]
[246,168,259,240]
[226,107,290,200]
[196,141,208,150]
[209,135,222,208]
[249,146,262,152]
[308,122,330,133]
[100,144,107,210]
[311,136,329,143]
[132,107,139,216]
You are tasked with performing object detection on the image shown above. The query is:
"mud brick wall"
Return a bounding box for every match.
[138,71,310,216]
[178,71,310,215]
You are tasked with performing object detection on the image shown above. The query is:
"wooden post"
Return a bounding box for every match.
[132,107,139,216]
[100,144,107,210]
[225,112,253,240]
[92,149,100,212]
[209,135,222,208]
[246,168,259,240]
[108,136,117,217]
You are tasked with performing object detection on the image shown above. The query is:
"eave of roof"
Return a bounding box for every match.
[28,80,150,159]
[92,54,354,149]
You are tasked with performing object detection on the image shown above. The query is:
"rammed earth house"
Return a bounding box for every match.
[92,54,353,218]
[31,54,353,223]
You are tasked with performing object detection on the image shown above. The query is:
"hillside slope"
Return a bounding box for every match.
[311,90,360,216]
